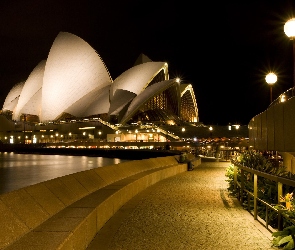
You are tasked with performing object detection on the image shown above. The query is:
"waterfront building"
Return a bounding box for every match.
[0,31,249,159]
[0,32,201,143]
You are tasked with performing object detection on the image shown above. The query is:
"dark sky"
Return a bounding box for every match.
[0,0,294,125]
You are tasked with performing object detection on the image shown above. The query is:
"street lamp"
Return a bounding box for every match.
[284,18,295,87]
[265,72,277,103]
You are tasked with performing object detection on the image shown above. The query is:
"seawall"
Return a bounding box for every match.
[0,154,200,249]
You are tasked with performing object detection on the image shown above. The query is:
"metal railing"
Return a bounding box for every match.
[232,161,295,231]
[269,87,295,108]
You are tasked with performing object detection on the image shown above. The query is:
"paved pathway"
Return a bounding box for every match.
[87,161,276,250]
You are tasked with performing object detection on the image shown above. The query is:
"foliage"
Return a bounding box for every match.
[226,150,295,248]
[272,225,295,249]
[235,150,288,176]
[179,152,187,163]
[225,163,237,195]
[225,149,293,229]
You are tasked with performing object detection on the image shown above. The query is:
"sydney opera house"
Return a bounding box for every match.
[0,32,201,145]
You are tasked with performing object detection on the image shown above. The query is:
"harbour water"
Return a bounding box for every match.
[0,152,128,195]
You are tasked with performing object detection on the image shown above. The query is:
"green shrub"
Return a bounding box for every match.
[226,150,291,228]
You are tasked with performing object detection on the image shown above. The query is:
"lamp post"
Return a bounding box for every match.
[284,18,295,87]
[265,73,277,103]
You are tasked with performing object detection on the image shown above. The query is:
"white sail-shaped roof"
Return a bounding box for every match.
[1,31,199,126]
[110,62,168,100]
[18,89,42,117]
[12,61,45,120]
[120,79,179,124]
[82,86,111,116]
[41,32,112,122]
[64,85,111,117]
[108,90,136,116]
[2,81,25,112]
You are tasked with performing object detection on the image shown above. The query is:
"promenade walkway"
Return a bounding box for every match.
[87,161,275,250]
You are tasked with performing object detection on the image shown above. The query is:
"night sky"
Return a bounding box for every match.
[0,0,294,125]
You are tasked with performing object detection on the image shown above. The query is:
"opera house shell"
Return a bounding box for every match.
[1,32,199,127]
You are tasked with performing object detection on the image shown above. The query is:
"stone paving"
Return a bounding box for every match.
[87,161,276,250]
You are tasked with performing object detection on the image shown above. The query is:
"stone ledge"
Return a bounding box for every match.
[0,155,200,249]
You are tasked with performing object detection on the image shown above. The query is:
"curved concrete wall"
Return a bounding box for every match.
[249,97,295,172]
[0,155,200,249]
[249,97,295,152]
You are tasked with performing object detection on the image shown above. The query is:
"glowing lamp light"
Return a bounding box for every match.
[265,73,277,85]
[284,18,295,39]
[234,125,240,130]
[265,73,277,103]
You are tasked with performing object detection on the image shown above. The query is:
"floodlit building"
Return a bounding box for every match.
[2,31,199,126]
[0,32,207,147]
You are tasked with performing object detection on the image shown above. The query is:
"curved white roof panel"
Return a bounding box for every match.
[65,85,111,117]
[13,60,46,120]
[110,62,168,100]
[18,89,42,117]
[2,81,25,112]
[120,79,179,124]
[108,89,136,116]
[41,32,112,122]
[83,86,111,116]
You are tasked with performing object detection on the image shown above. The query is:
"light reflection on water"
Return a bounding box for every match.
[0,152,128,195]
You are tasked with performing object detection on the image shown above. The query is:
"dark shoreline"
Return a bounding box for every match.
[0,144,182,160]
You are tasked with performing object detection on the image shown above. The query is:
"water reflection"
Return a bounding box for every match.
[0,152,127,195]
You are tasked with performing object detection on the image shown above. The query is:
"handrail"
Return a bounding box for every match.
[232,160,295,231]
[235,162,295,186]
